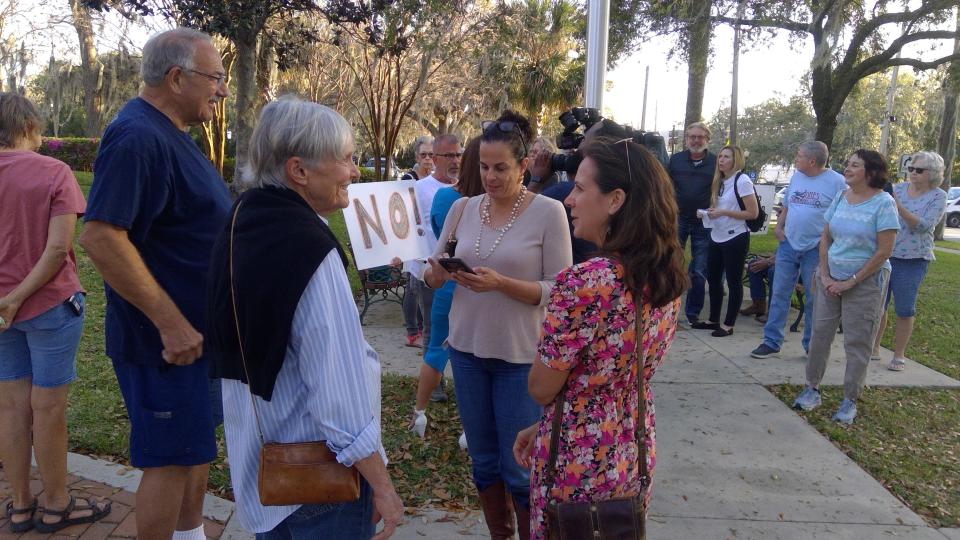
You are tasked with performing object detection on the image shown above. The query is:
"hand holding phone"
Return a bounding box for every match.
[438,257,477,275]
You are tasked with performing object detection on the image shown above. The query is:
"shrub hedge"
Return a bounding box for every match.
[38,137,99,172]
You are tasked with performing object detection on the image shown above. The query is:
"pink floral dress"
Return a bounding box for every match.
[529,257,680,539]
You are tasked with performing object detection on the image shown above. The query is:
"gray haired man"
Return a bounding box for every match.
[80,28,231,540]
[750,141,847,359]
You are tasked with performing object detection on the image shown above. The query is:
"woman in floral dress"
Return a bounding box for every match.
[514,137,688,539]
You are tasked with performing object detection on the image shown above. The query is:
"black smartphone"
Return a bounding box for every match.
[65,293,84,316]
[438,257,476,274]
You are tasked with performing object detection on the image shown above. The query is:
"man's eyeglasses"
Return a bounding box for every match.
[481,120,528,157]
[907,166,927,173]
[187,68,228,86]
[435,152,463,159]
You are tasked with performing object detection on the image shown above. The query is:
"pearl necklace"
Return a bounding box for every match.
[475,185,527,260]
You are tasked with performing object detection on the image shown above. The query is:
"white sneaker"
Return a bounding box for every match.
[888,357,907,371]
[458,432,468,450]
[409,409,427,438]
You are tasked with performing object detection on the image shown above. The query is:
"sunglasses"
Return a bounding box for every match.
[481,120,528,157]
[907,166,927,173]
[418,152,434,158]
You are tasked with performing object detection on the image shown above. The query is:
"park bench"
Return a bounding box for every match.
[348,244,407,325]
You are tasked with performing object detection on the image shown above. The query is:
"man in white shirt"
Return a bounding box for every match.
[405,134,461,364]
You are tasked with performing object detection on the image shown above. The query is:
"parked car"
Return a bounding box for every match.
[946,196,960,228]
[947,186,960,203]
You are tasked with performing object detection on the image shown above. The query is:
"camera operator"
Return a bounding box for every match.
[668,122,716,326]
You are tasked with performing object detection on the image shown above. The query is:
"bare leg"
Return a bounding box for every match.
[414,364,443,411]
[31,385,71,512]
[0,379,34,526]
[893,315,914,359]
[136,465,191,539]
[175,464,209,531]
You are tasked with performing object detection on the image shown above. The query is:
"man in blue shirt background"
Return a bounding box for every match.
[80,28,231,540]
[668,122,716,325]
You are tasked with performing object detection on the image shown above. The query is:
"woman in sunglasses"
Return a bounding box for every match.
[513,138,686,539]
[424,110,571,539]
[871,152,947,371]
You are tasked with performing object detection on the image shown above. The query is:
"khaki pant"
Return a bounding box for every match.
[806,268,890,401]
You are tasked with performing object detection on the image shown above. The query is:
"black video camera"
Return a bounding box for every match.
[556,107,604,150]
[550,107,669,173]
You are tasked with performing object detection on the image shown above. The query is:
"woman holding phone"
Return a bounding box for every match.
[513,138,686,539]
[424,110,571,540]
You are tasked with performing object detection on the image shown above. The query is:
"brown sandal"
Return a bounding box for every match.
[34,494,111,534]
[5,499,37,533]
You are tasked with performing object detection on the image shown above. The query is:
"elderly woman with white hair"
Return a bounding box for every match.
[206,97,403,539]
[871,151,948,372]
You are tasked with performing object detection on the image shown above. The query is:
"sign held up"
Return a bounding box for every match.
[342,180,432,270]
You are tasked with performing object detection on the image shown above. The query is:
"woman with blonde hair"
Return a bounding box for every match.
[691,145,758,336]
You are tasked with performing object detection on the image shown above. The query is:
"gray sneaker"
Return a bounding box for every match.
[832,398,857,425]
[750,343,780,359]
[430,378,448,403]
[792,386,821,411]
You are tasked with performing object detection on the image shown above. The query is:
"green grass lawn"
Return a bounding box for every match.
[935,238,960,250]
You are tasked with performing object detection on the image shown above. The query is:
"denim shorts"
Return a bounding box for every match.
[0,293,85,388]
[884,258,930,318]
[112,357,217,468]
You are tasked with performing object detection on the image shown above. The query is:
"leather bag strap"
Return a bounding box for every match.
[227,199,266,446]
[546,293,649,489]
[444,197,468,249]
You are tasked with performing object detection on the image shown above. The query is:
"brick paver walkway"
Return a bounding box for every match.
[0,467,226,540]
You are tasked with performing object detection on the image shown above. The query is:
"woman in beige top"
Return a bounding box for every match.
[424,110,572,540]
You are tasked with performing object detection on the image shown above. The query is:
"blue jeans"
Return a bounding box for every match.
[449,348,542,509]
[747,265,774,300]
[678,216,710,322]
[884,258,929,318]
[256,479,374,539]
[762,241,819,352]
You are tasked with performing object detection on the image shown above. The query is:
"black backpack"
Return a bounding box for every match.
[733,174,767,232]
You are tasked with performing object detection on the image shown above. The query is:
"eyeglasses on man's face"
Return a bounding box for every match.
[435,152,463,159]
[187,68,228,86]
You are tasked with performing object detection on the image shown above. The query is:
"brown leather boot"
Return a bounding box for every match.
[478,482,515,540]
[515,499,531,540]
[740,299,765,316]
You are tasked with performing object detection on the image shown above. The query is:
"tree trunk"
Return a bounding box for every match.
[200,45,235,177]
[934,9,959,240]
[256,37,275,107]
[69,0,103,137]
[232,37,258,187]
[683,2,712,129]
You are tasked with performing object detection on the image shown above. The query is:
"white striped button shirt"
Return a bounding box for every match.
[222,248,385,534]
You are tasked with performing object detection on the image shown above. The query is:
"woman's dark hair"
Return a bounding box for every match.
[457,137,485,197]
[853,149,889,189]
[577,137,688,308]
[480,109,535,162]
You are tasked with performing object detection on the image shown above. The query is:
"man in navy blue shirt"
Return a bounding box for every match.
[80,28,231,540]
[668,122,717,324]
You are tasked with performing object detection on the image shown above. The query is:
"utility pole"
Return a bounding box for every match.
[730,0,747,147]
[641,66,649,130]
[879,64,900,156]
[584,0,610,110]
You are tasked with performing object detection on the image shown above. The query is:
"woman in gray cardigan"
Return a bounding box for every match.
[424,110,571,540]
